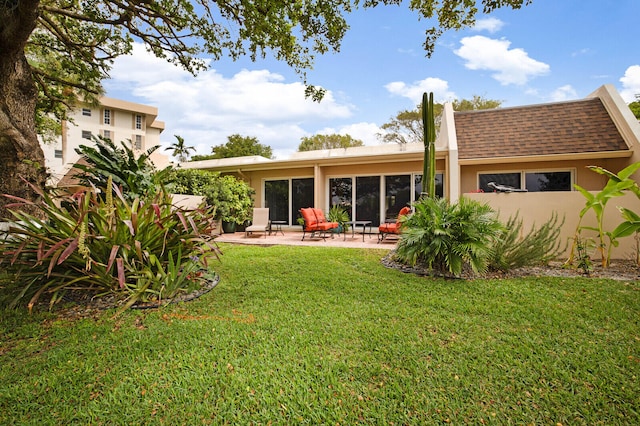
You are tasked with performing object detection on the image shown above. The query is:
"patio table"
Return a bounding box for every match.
[344,220,373,242]
[269,220,286,236]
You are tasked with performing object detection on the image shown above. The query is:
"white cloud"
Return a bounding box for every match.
[384,78,457,105]
[473,17,504,33]
[620,65,640,102]
[314,122,382,147]
[549,85,578,102]
[454,35,550,85]
[571,48,592,57]
[104,43,355,158]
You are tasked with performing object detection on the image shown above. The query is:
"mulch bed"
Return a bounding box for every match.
[382,251,640,282]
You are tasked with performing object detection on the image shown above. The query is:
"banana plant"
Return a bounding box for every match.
[568,162,640,267]
[421,92,436,198]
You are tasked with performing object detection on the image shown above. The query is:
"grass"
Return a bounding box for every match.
[1,244,639,425]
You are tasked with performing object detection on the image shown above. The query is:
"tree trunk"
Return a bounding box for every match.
[0,0,48,219]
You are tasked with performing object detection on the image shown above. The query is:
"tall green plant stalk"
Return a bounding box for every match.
[568,162,640,267]
[421,92,436,198]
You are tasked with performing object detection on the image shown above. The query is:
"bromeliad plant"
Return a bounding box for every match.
[0,177,219,313]
[327,205,350,232]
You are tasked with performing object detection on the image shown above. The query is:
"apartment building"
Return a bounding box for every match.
[42,96,170,185]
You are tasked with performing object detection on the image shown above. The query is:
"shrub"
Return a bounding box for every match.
[167,169,254,225]
[0,179,219,313]
[489,212,565,272]
[395,197,503,277]
[73,136,170,200]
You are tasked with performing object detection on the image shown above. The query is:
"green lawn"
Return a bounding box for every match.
[1,244,638,425]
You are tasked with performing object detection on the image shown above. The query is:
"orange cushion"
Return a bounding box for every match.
[312,208,326,223]
[379,223,399,234]
[300,208,317,227]
[315,222,336,231]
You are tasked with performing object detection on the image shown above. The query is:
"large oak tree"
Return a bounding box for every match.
[0,0,531,218]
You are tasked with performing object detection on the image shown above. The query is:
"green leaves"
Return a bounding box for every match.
[395,196,503,276]
[489,212,565,272]
[0,182,220,311]
[74,136,168,201]
[571,162,640,267]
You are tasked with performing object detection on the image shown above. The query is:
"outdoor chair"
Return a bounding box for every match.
[245,208,270,238]
[378,206,411,243]
[299,208,339,241]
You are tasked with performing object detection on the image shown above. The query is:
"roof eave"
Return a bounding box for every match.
[184,150,442,173]
[458,150,633,166]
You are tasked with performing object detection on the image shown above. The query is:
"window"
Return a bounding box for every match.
[81,130,92,139]
[479,171,572,192]
[54,150,63,159]
[103,109,111,125]
[414,173,444,199]
[356,176,380,226]
[385,175,411,221]
[265,180,289,223]
[264,178,314,225]
[479,173,521,192]
[329,177,353,215]
[292,178,314,224]
[525,171,572,192]
[135,114,143,130]
[102,130,112,140]
[82,108,91,116]
[134,135,142,149]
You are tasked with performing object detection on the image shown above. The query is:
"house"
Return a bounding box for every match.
[182,84,640,258]
[42,97,171,187]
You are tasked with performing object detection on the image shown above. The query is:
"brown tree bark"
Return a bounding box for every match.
[0,0,48,219]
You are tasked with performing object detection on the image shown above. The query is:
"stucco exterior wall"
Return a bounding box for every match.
[43,97,168,185]
[466,191,640,260]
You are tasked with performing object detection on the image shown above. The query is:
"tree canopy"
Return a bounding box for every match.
[298,134,364,151]
[165,135,196,163]
[629,95,640,119]
[201,134,274,160]
[378,95,503,145]
[0,0,532,218]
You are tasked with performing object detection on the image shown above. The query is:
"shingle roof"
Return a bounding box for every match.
[454,98,629,160]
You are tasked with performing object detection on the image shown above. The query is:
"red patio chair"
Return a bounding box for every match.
[299,208,339,241]
[378,206,411,243]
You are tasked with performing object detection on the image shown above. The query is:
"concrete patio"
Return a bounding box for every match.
[214,228,397,249]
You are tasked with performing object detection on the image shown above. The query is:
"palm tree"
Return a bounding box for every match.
[165,135,196,162]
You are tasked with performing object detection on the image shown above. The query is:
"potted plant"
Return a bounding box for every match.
[165,170,255,233]
[214,175,254,233]
[328,205,350,233]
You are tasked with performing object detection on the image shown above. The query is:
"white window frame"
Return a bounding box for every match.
[477,168,575,192]
[326,172,445,224]
[263,176,314,225]
[103,109,111,125]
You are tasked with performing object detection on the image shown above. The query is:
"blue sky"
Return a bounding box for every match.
[104,0,640,159]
